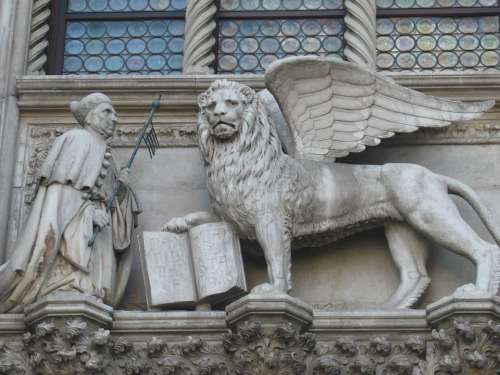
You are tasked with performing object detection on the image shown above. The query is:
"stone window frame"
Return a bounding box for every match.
[31,0,500,75]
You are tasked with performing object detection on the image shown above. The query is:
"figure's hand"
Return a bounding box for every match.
[162,217,190,233]
[118,167,130,187]
[93,209,110,229]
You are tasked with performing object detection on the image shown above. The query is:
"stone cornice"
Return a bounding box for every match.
[16,72,500,111]
[16,74,265,111]
[16,73,500,149]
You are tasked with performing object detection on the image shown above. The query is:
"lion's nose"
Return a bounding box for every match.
[213,104,227,116]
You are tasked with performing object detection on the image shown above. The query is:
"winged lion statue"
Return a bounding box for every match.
[164,56,499,309]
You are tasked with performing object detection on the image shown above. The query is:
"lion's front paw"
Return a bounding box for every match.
[161,217,190,233]
[251,283,288,296]
[453,283,493,297]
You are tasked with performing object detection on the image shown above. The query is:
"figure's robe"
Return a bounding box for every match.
[0,128,140,312]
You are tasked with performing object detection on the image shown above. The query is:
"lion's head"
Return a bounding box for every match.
[197,79,281,165]
[197,79,287,201]
[198,79,256,140]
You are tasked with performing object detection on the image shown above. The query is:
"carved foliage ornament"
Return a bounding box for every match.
[0,319,498,374]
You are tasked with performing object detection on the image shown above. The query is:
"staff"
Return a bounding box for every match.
[88,94,161,247]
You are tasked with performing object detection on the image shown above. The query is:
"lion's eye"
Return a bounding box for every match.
[207,102,216,109]
[227,100,238,106]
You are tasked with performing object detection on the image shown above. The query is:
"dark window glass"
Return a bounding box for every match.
[377,16,500,71]
[48,0,185,75]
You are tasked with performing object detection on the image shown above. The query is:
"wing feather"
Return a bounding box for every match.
[265,56,494,162]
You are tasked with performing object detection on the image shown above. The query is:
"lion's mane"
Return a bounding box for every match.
[197,80,313,227]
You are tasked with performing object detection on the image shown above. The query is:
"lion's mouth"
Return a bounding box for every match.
[212,121,237,138]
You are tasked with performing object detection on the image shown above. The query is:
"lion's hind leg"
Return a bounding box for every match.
[383,223,430,309]
[402,193,500,295]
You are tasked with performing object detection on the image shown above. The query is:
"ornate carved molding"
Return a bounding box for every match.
[344,0,377,69]
[314,335,427,374]
[0,317,499,374]
[222,321,316,374]
[384,122,500,146]
[182,0,217,74]
[26,0,51,75]
[428,320,500,374]
[17,319,229,375]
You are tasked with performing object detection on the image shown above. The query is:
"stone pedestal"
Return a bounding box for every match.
[225,292,313,332]
[24,291,113,328]
[427,293,500,327]
[224,294,315,374]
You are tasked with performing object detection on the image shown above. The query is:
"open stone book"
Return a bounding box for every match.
[140,222,247,309]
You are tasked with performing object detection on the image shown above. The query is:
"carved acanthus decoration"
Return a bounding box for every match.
[0,341,28,374]
[182,0,217,74]
[1,317,499,374]
[14,319,229,375]
[222,321,317,374]
[313,336,427,374]
[427,320,500,374]
[222,320,429,374]
[27,0,51,74]
[344,0,377,69]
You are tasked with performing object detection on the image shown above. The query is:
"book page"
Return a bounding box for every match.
[141,231,197,307]
[189,222,247,304]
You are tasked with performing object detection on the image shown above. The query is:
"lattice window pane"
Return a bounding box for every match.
[68,0,187,12]
[219,0,344,11]
[64,20,185,74]
[376,16,500,71]
[376,0,497,8]
[217,18,345,73]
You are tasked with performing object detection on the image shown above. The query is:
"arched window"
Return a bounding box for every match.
[45,0,500,74]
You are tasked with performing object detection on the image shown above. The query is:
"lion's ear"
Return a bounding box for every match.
[240,86,255,105]
[198,92,208,110]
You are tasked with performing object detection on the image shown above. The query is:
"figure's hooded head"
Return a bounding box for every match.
[70,93,118,139]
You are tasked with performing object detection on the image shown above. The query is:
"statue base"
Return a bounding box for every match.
[0,292,496,374]
[225,292,313,332]
[24,291,113,328]
[427,293,500,326]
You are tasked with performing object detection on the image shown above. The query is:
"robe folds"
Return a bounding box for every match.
[0,128,140,312]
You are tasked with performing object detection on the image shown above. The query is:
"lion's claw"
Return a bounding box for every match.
[161,217,190,233]
[251,283,288,296]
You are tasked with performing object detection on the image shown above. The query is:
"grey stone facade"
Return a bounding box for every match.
[0,1,499,373]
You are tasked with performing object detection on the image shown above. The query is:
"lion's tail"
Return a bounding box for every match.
[444,176,500,245]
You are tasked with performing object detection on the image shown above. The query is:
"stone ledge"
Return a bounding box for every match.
[0,314,25,332]
[112,310,226,333]
[312,309,428,332]
[426,294,500,325]
[16,72,500,111]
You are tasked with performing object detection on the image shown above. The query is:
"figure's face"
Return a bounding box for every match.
[88,102,118,138]
[204,88,245,139]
